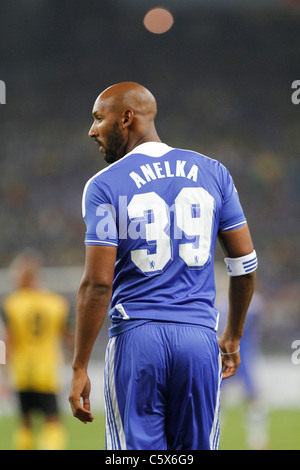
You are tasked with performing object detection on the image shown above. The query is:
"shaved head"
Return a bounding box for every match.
[98,82,157,120]
[89,82,161,164]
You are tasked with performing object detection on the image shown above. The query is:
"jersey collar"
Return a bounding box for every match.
[126,142,173,158]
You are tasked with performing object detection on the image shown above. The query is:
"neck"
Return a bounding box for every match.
[125,127,161,155]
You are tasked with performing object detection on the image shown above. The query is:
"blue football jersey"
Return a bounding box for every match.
[82,142,246,336]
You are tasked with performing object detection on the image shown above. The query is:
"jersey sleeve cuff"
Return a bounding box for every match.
[85,239,118,247]
[220,220,247,231]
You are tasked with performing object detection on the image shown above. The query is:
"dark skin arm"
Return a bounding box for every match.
[217,223,256,379]
[69,245,116,423]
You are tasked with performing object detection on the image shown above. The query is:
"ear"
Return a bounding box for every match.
[122,109,134,128]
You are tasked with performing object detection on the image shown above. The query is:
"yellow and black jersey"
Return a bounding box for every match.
[2,288,69,393]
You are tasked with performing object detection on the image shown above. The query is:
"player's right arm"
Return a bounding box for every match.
[69,244,116,423]
[70,174,119,422]
[217,223,257,379]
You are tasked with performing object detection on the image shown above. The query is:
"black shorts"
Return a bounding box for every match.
[18,391,59,416]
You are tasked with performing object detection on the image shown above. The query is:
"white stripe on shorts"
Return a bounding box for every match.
[104,337,127,450]
[209,352,222,450]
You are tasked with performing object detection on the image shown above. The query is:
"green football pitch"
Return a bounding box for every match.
[0,407,299,450]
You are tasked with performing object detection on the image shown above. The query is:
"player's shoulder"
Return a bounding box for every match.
[175,146,228,178]
[3,289,24,305]
[2,293,14,314]
[177,146,222,165]
[81,153,133,204]
[82,165,111,196]
[2,289,29,316]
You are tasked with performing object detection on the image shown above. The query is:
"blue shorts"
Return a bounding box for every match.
[104,321,222,450]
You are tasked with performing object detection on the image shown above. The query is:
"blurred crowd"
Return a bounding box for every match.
[0,4,299,353]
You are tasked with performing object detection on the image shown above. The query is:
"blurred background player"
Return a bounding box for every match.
[1,249,72,450]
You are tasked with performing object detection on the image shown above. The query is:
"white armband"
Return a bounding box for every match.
[224,250,257,277]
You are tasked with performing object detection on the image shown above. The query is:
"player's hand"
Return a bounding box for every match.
[218,336,241,380]
[69,369,94,423]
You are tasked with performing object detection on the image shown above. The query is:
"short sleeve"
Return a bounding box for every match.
[218,165,247,232]
[82,178,118,247]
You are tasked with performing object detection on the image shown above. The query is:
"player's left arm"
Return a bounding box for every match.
[217,223,257,379]
[69,244,116,423]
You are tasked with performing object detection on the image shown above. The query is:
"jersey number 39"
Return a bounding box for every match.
[127,187,215,275]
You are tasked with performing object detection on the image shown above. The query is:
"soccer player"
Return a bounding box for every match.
[69,82,257,450]
[2,249,70,450]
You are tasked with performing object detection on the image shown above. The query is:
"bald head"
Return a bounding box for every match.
[99,82,157,120]
[89,82,161,164]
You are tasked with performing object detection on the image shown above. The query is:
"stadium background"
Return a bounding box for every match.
[0,0,300,449]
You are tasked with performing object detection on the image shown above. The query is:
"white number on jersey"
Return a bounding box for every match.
[128,192,172,274]
[127,187,215,275]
